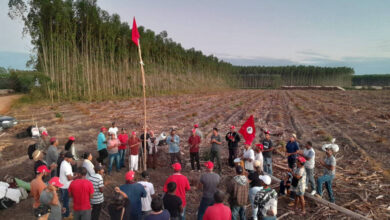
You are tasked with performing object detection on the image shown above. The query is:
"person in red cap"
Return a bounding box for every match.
[194,124,203,139]
[68,167,94,220]
[226,125,241,167]
[188,128,201,172]
[203,190,232,220]
[118,128,129,169]
[31,165,50,209]
[292,156,307,215]
[46,137,59,177]
[37,130,49,151]
[128,131,141,171]
[119,170,147,220]
[254,144,264,170]
[39,177,64,220]
[97,127,108,164]
[65,136,79,160]
[163,163,190,220]
[197,161,220,220]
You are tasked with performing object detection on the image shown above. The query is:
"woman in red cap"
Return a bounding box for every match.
[65,136,78,160]
[291,156,307,215]
[39,177,64,220]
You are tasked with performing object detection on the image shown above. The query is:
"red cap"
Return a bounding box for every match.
[297,156,306,163]
[37,165,50,174]
[131,131,136,136]
[204,161,214,169]
[255,144,264,151]
[172,163,182,171]
[69,136,75,141]
[48,177,64,188]
[42,131,48,136]
[125,171,135,181]
[230,125,235,129]
[101,127,107,132]
[194,124,199,128]
[49,137,57,143]
[245,140,252,145]
[264,130,270,135]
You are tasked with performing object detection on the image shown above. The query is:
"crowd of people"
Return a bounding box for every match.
[29,122,338,220]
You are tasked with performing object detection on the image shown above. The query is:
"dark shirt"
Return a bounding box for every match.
[248,171,262,188]
[140,133,151,152]
[262,138,273,158]
[200,172,220,199]
[145,210,170,220]
[163,194,182,217]
[286,141,299,160]
[108,202,130,220]
[120,183,147,216]
[225,132,241,149]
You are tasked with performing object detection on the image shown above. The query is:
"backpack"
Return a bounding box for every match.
[27,144,37,160]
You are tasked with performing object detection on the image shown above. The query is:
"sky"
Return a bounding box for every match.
[1,0,390,74]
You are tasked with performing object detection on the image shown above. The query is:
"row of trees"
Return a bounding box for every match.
[352,74,390,86]
[9,0,234,101]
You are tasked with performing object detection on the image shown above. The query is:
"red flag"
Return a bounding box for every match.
[132,17,140,46]
[239,115,256,145]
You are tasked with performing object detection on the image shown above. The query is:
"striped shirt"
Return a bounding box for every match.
[87,173,104,204]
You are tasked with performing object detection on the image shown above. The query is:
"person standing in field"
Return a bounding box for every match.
[147,130,158,169]
[108,122,118,138]
[39,177,63,220]
[46,137,59,177]
[119,171,147,220]
[292,156,307,215]
[59,152,75,218]
[128,131,141,171]
[82,152,95,178]
[118,128,129,169]
[262,131,274,175]
[38,131,49,151]
[210,128,222,173]
[107,133,121,175]
[188,128,201,172]
[315,145,337,203]
[299,141,316,195]
[242,143,255,173]
[140,127,151,169]
[228,165,249,220]
[286,134,299,169]
[197,161,220,220]
[203,191,232,220]
[68,167,94,220]
[167,128,181,165]
[254,144,264,171]
[226,125,241,167]
[31,165,50,210]
[254,175,278,219]
[163,182,183,220]
[97,127,108,164]
[163,163,190,220]
[248,161,263,220]
[138,171,155,218]
[194,124,203,139]
[88,164,105,220]
[65,136,78,160]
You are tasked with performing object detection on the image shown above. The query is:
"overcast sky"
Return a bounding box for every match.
[1,0,390,74]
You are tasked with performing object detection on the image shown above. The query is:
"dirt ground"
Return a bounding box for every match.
[0,89,389,219]
[0,94,22,114]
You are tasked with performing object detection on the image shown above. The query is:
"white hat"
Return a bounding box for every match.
[253,160,261,168]
[233,158,241,163]
[259,175,271,185]
[322,138,339,153]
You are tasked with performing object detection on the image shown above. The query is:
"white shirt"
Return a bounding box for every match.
[303,148,315,169]
[59,160,73,189]
[243,148,255,171]
[254,152,263,168]
[108,127,118,138]
[138,181,155,211]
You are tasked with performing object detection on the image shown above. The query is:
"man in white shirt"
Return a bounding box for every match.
[138,171,155,218]
[108,122,118,138]
[242,144,255,172]
[299,141,316,195]
[59,152,75,218]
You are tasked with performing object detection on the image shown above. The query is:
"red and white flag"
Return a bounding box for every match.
[132,17,140,46]
[239,115,256,145]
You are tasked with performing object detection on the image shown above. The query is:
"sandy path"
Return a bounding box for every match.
[0,94,23,114]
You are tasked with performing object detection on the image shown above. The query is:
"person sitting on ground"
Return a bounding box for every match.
[188,128,201,172]
[279,172,293,197]
[147,130,158,169]
[119,171,147,220]
[197,161,221,220]
[65,136,78,160]
[82,152,95,178]
[248,161,263,220]
[128,131,141,171]
[298,141,316,195]
[163,163,190,219]
[118,128,129,169]
[46,137,59,178]
[292,156,307,215]
[107,133,121,175]
[262,131,274,175]
[254,175,278,220]
[31,165,50,210]
[226,125,241,167]
[203,190,232,220]
[138,171,155,218]
[97,127,108,164]
[108,188,129,220]
[68,167,94,220]
[210,128,222,173]
[39,177,63,220]
[285,134,299,169]
[163,182,183,220]
[242,143,255,173]
[167,128,181,165]
[315,143,338,203]
[145,196,170,220]
[88,164,105,220]
[108,122,119,138]
[227,165,249,220]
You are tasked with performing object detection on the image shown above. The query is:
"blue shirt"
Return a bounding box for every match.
[167,135,180,153]
[286,141,299,160]
[120,183,147,216]
[97,132,107,151]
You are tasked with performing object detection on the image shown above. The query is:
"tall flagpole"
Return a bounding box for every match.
[137,39,147,171]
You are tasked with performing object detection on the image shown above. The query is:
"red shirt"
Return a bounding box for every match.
[118,134,129,150]
[68,179,94,211]
[163,173,190,207]
[188,135,201,153]
[203,203,232,220]
[128,137,140,155]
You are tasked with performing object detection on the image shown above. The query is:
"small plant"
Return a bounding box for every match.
[55,112,62,118]
[323,134,333,142]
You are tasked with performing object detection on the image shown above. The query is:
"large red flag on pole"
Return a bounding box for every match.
[239,115,256,145]
[132,17,140,46]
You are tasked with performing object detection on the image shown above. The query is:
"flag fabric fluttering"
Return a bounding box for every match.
[132,17,140,46]
[239,115,256,145]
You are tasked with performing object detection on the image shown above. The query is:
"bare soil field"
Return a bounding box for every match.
[0,90,389,219]
[0,94,22,114]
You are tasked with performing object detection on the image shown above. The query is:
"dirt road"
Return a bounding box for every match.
[0,90,389,219]
[0,94,22,114]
